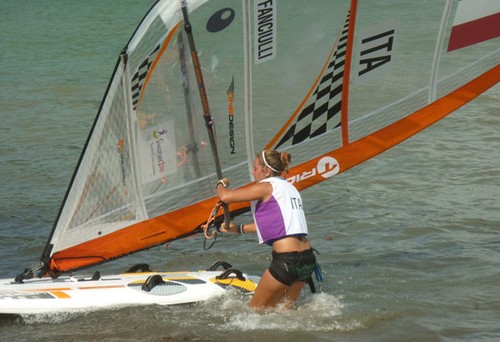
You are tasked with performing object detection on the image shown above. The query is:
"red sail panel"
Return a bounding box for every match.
[448,13,500,52]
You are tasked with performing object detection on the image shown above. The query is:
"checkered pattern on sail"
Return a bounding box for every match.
[275,13,350,149]
[131,45,161,110]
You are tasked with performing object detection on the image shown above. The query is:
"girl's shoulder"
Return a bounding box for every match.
[260,176,286,184]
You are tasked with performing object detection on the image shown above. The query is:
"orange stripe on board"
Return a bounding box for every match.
[77,285,126,290]
[26,287,71,292]
[290,64,499,192]
[50,291,71,299]
[26,284,125,292]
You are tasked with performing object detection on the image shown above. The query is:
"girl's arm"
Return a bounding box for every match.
[221,222,256,234]
[217,178,266,235]
[216,178,271,204]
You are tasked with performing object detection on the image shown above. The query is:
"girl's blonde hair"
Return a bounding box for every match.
[259,150,291,176]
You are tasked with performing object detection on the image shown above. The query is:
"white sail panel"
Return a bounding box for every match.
[352,20,398,84]
[48,1,216,257]
[253,0,351,161]
[50,59,142,253]
[46,0,252,271]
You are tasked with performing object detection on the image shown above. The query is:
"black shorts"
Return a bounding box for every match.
[268,249,317,286]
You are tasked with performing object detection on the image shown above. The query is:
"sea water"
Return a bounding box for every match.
[1,1,499,341]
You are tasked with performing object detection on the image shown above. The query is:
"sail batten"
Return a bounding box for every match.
[341,2,358,146]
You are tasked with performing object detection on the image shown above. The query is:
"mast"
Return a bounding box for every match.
[179,0,231,225]
[242,0,256,178]
[177,30,202,178]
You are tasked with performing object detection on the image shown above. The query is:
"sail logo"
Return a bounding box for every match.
[254,0,276,64]
[152,129,167,140]
[152,130,168,174]
[138,121,177,184]
[353,21,397,82]
[288,156,340,184]
[317,156,340,178]
[227,78,236,154]
[206,8,236,33]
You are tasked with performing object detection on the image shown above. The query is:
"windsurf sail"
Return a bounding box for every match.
[17,0,498,279]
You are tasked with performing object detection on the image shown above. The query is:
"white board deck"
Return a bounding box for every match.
[0,268,259,315]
